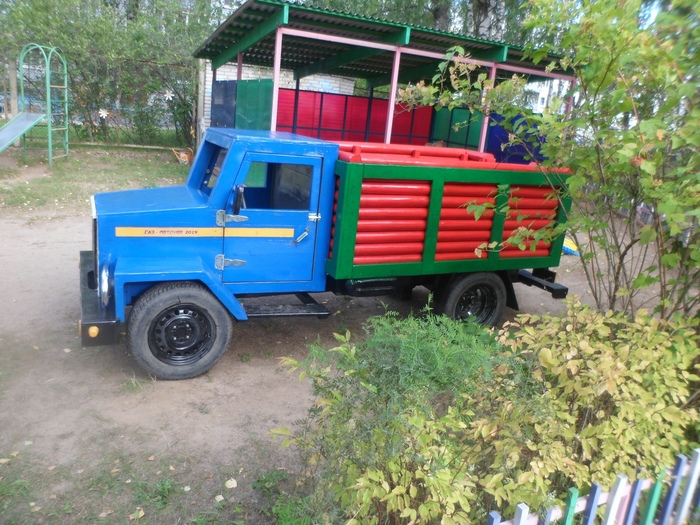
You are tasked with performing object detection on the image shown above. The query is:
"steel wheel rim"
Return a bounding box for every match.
[148,303,216,366]
[455,284,497,324]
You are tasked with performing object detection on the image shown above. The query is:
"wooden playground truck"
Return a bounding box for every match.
[79,128,570,379]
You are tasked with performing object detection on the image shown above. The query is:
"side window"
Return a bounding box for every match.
[200,147,227,195]
[240,162,313,211]
[245,162,267,188]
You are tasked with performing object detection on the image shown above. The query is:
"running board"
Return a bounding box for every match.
[516,270,568,299]
[243,293,330,318]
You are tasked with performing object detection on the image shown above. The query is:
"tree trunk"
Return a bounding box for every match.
[9,58,19,147]
[430,0,453,31]
[467,0,507,40]
[9,58,17,117]
[2,62,7,120]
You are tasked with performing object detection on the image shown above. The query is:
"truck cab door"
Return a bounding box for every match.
[221,153,322,288]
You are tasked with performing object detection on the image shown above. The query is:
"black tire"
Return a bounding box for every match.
[441,273,507,327]
[127,282,233,380]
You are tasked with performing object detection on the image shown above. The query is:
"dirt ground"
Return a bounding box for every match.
[0,155,589,523]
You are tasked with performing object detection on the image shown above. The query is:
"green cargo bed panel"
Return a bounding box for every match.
[326,159,570,280]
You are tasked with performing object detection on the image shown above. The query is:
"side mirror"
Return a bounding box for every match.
[233,185,245,215]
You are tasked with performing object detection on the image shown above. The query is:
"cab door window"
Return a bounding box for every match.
[241,162,312,211]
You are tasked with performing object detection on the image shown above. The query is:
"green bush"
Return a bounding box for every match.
[277,311,506,523]
[278,303,699,524]
[482,300,700,506]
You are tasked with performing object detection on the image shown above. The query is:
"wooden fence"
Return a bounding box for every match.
[489,449,700,525]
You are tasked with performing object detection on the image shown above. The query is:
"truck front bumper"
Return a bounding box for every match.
[79,250,122,346]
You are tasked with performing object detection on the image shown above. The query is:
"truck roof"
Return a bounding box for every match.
[207,127,332,145]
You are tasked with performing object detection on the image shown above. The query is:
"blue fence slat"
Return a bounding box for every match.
[480,448,700,525]
[622,477,644,525]
[583,484,602,525]
[676,449,700,525]
[539,507,555,525]
[603,474,628,525]
[513,503,530,525]
[658,454,687,525]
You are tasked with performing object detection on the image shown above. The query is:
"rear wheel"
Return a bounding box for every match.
[127,282,233,379]
[441,273,506,327]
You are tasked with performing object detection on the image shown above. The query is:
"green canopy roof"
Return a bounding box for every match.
[194,0,559,86]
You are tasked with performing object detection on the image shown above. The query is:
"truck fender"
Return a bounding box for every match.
[113,256,248,322]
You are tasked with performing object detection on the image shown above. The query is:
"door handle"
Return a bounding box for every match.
[292,227,310,244]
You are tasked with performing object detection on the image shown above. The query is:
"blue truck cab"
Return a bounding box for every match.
[81,129,339,379]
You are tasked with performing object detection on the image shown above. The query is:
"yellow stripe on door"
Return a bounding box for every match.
[115,227,295,238]
[115,227,223,237]
[225,228,294,238]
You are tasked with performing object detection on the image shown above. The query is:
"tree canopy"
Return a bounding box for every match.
[307,0,532,42]
[400,0,700,318]
[1,0,224,146]
[1,0,543,148]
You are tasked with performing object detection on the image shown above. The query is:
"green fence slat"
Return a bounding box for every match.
[640,475,664,525]
[562,487,580,525]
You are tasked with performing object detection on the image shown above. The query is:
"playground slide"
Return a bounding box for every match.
[0,112,44,154]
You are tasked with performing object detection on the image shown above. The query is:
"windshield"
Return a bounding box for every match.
[199,146,228,197]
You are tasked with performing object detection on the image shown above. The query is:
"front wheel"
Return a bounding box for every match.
[127,282,233,380]
[441,273,506,327]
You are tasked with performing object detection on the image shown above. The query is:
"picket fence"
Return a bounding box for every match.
[489,449,700,525]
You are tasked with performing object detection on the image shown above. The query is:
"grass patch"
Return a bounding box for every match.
[0,475,33,512]
[70,125,187,148]
[134,478,176,509]
[0,165,20,180]
[253,468,312,524]
[0,457,40,522]
[120,374,154,393]
[0,146,189,213]
[252,468,289,503]
[0,449,253,524]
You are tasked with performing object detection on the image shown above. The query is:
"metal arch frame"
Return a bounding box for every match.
[18,43,69,168]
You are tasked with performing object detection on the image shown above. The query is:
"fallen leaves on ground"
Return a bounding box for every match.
[129,507,145,520]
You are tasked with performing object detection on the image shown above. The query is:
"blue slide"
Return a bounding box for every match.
[0,112,44,154]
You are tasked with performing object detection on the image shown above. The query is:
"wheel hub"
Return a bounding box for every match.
[149,305,214,365]
[166,315,199,347]
[456,285,496,323]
